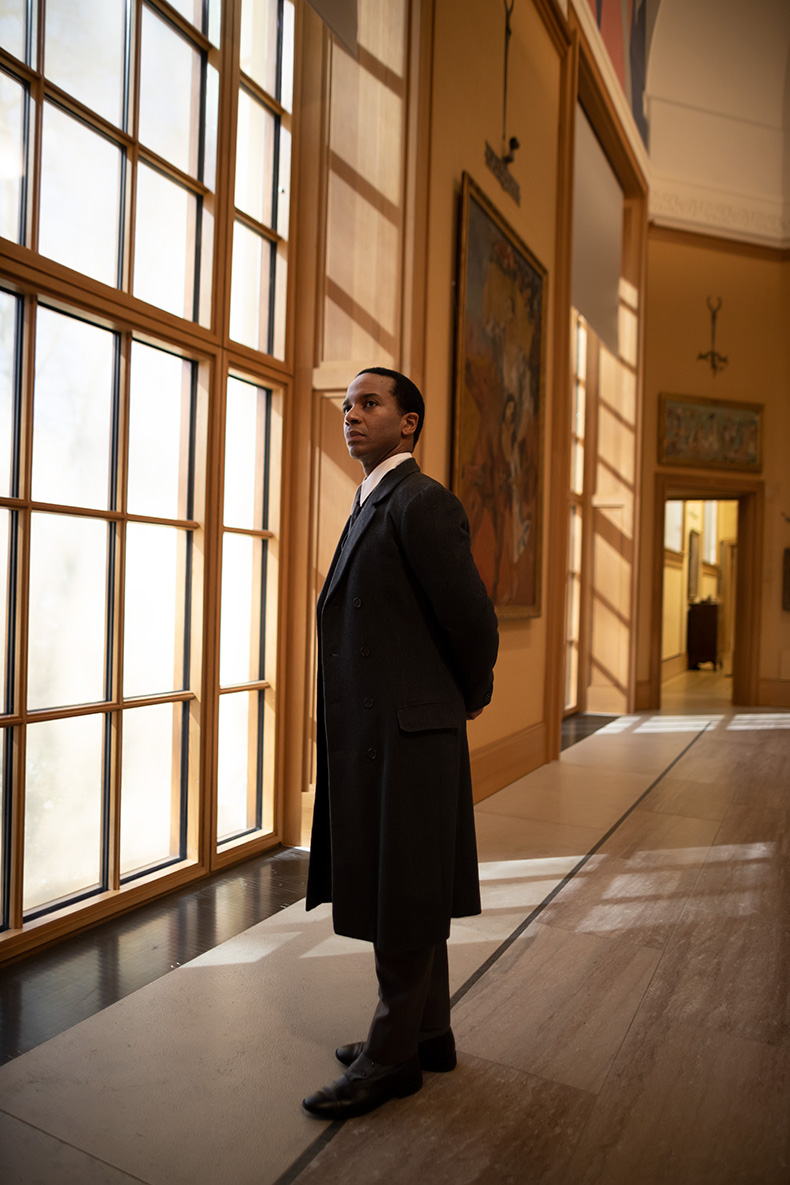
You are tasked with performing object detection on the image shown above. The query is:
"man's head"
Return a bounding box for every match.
[342,368,425,476]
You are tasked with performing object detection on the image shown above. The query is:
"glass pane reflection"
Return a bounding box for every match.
[24,713,104,913]
[124,522,185,698]
[133,163,197,320]
[217,690,260,841]
[240,0,278,96]
[139,6,202,178]
[0,511,10,713]
[28,513,108,710]
[235,89,275,226]
[220,533,264,686]
[230,220,272,352]
[0,289,18,496]
[128,342,192,520]
[32,307,115,510]
[224,376,267,530]
[0,1,28,63]
[0,70,25,243]
[121,702,182,878]
[39,103,121,287]
[44,0,126,127]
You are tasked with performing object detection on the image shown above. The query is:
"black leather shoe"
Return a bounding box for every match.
[336,1028,457,1073]
[303,1053,422,1119]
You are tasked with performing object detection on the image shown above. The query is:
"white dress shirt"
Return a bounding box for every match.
[356,451,413,508]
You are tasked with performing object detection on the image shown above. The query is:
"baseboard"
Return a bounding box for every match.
[757,680,790,708]
[661,654,687,681]
[470,722,548,803]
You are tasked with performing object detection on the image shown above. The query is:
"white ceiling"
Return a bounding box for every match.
[645,0,790,245]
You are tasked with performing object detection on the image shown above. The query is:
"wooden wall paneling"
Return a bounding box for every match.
[543,14,576,762]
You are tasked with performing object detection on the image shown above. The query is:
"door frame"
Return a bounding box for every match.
[650,472,764,706]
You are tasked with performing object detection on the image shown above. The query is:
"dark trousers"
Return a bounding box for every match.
[363,940,451,1065]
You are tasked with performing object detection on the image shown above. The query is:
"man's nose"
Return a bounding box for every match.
[344,405,359,423]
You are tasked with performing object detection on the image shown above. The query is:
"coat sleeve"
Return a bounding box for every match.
[397,481,499,711]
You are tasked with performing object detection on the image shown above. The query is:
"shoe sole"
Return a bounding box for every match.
[302,1072,422,1120]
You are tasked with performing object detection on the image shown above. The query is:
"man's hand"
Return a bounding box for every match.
[466,707,484,721]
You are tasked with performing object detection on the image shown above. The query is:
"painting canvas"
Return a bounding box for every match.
[453,174,546,617]
[659,394,762,472]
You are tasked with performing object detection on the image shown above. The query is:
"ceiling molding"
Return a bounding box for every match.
[649,175,790,250]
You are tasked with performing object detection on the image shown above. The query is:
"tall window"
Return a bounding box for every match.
[0,0,293,955]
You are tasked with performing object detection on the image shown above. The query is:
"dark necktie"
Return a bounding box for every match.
[349,488,362,526]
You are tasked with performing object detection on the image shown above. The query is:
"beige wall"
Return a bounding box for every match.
[638,231,790,705]
[423,0,562,761]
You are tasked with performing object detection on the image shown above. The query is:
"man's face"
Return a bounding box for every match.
[342,373,418,475]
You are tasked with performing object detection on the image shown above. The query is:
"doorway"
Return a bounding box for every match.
[660,498,738,712]
[650,473,764,709]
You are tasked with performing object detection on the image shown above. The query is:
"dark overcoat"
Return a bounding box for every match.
[305,458,499,950]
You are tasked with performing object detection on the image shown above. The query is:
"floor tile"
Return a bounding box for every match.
[561,1016,790,1185]
[537,810,718,949]
[292,1053,596,1185]
[636,902,790,1046]
[475,765,648,832]
[474,809,602,862]
[640,774,735,821]
[451,922,660,1094]
[0,1111,145,1185]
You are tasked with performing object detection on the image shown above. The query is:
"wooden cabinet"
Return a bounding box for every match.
[687,602,721,669]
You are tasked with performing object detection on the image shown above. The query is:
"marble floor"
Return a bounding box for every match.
[0,671,788,1184]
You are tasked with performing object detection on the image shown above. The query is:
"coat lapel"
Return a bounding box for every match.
[322,457,419,605]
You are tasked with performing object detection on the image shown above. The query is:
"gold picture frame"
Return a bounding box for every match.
[658,393,763,472]
[452,173,547,618]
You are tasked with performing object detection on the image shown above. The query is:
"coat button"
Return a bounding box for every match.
[352,596,362,608]
[360,646,370,657]
[367,748,377,760]
[364,697,374,708]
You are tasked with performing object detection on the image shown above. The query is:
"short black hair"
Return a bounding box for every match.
[356,367,425,446]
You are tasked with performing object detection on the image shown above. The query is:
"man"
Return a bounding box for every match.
[302,367,499,1120]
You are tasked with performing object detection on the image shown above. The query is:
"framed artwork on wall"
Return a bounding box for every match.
[658,393,763,472]
[687,528,700,600]
[452,172,547,617]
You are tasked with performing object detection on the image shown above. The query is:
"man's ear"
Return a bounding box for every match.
[401,412,419,441]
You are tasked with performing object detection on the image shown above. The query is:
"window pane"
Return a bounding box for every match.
[0,289,18,497]
[219,533,264,686]
[133,163,197,320]
[124,523,186,698]
[24,713,104,913]
[217,689,260,841]
[139,6,202,178]
[281,0,295,112]
[224,377,268,530]
[39,103,121,287]
[28,513,108,709]
[166,0,203,28]
[0,511,11,713]
[0,70,25,243]
[240,0,278,96]
[0,727,5,923]
[0,0,28,62]
[32,307,115,510]
[203,62,219,192]
[277,123,292,240]
[44,0,126,127]
[120,702,183,878]
[230,220,272,352]
[235,89,275,226]
[128,342,193,520]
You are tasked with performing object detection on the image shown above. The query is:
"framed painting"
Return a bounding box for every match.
[658,393,763,472]
[452,173,547,617]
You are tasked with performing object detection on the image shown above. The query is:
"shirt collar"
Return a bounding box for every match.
[358,451,413,506]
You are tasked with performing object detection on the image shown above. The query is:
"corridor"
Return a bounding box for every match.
[0,682,787,1184]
